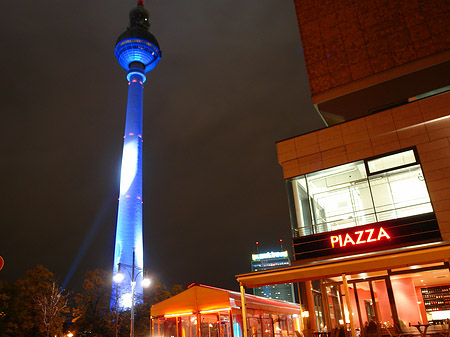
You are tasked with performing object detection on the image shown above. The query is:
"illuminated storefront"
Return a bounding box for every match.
[233,0,450,333]
[151,284,302,337]
[237,244,450,336]
[237,91,450,337]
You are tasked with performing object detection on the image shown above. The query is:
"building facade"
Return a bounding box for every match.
[251,251,296,303]
[237,1,450,337]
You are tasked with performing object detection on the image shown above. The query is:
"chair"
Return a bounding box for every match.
[329,328,339,337]
[435,326,450,337]
[384,326,413,337]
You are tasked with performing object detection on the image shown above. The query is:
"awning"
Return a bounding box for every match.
[236,241,450,288]
[151,284,300,317]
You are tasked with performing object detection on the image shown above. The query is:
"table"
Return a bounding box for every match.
[313,332,330,337]
[412,324,431,337]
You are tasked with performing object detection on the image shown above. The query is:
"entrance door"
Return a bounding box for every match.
[323,283,344,330]
[323,277,395,337]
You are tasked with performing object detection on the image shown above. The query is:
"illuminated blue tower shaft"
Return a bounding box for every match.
[113,69,146,304]
[112,0,161,309]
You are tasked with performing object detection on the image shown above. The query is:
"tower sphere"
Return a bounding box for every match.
[115,3,162,73]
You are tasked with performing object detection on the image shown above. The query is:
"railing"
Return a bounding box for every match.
[293,202,433,237]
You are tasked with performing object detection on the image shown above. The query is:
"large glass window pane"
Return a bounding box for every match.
[370,165,432,221]
[220,313,231,337]
[248,317,262,337]
[201,314,219,337]
[306,161,375,233]
[288,149,433,237]
[166,318,177,337]
[153,318,165,337]
[262,317,273,337]
[367,150,416,174]
[290,176,313,236]
[180,316,192,337]
[275,314,288,337]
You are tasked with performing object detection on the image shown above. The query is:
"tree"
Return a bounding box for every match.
[73,269,115,336]
[23,265,68,336]
[148,281,171,306]
[0,265,68,337]
[72,269,186,336]
[32,281,68,337]
[170,284,185,297]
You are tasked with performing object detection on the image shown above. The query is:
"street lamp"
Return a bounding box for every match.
[113,248,151,337]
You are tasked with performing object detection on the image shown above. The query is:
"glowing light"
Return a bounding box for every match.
[127,69,146,82]
[302,311,309,318]
[113,272,125,283]
[330,227,390,248]
[252,251,288,261]
[141,278,151,287]
[199,308,231,314]
[119,141,138,194]
[164,312,193,318]
[115,38,161,73]
[233,322,242,337]
[121,292,133,309]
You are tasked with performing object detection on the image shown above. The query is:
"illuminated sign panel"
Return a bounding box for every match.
[252,251,288,261]
[330,227,391,248]
[293,212,441,261]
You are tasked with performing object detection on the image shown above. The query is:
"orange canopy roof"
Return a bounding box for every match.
[151,284,300,317]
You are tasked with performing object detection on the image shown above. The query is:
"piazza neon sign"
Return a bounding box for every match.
[330,227,391,248]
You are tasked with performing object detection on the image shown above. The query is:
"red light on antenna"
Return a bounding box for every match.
[256,241,259,245]
[279,239,283,242]
[137,0,144,5]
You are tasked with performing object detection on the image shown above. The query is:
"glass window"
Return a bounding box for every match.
[233,315,243,337]
[180,316,194,337]
[166,318,177,337]
[248,317,263,337]
[290,176,313,237]
[288,149,433,237]
[370,165,432,222]
[201,314,219,337]
[367,150,416,174]
[262,317,273,337]
[220,313,231,337]
[153,318,165,337]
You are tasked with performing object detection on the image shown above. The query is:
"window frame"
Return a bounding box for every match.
[288,147,432,237]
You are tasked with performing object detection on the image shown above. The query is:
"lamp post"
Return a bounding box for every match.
[113,248,151,337]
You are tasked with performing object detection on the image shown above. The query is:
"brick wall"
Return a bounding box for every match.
[294,0,450,95]
[276,91,450,239]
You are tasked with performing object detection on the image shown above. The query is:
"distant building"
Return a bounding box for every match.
[251,251,296,303]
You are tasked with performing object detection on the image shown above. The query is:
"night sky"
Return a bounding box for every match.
[0,0,324,292]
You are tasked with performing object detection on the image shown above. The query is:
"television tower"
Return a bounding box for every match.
[112,0,161,309]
